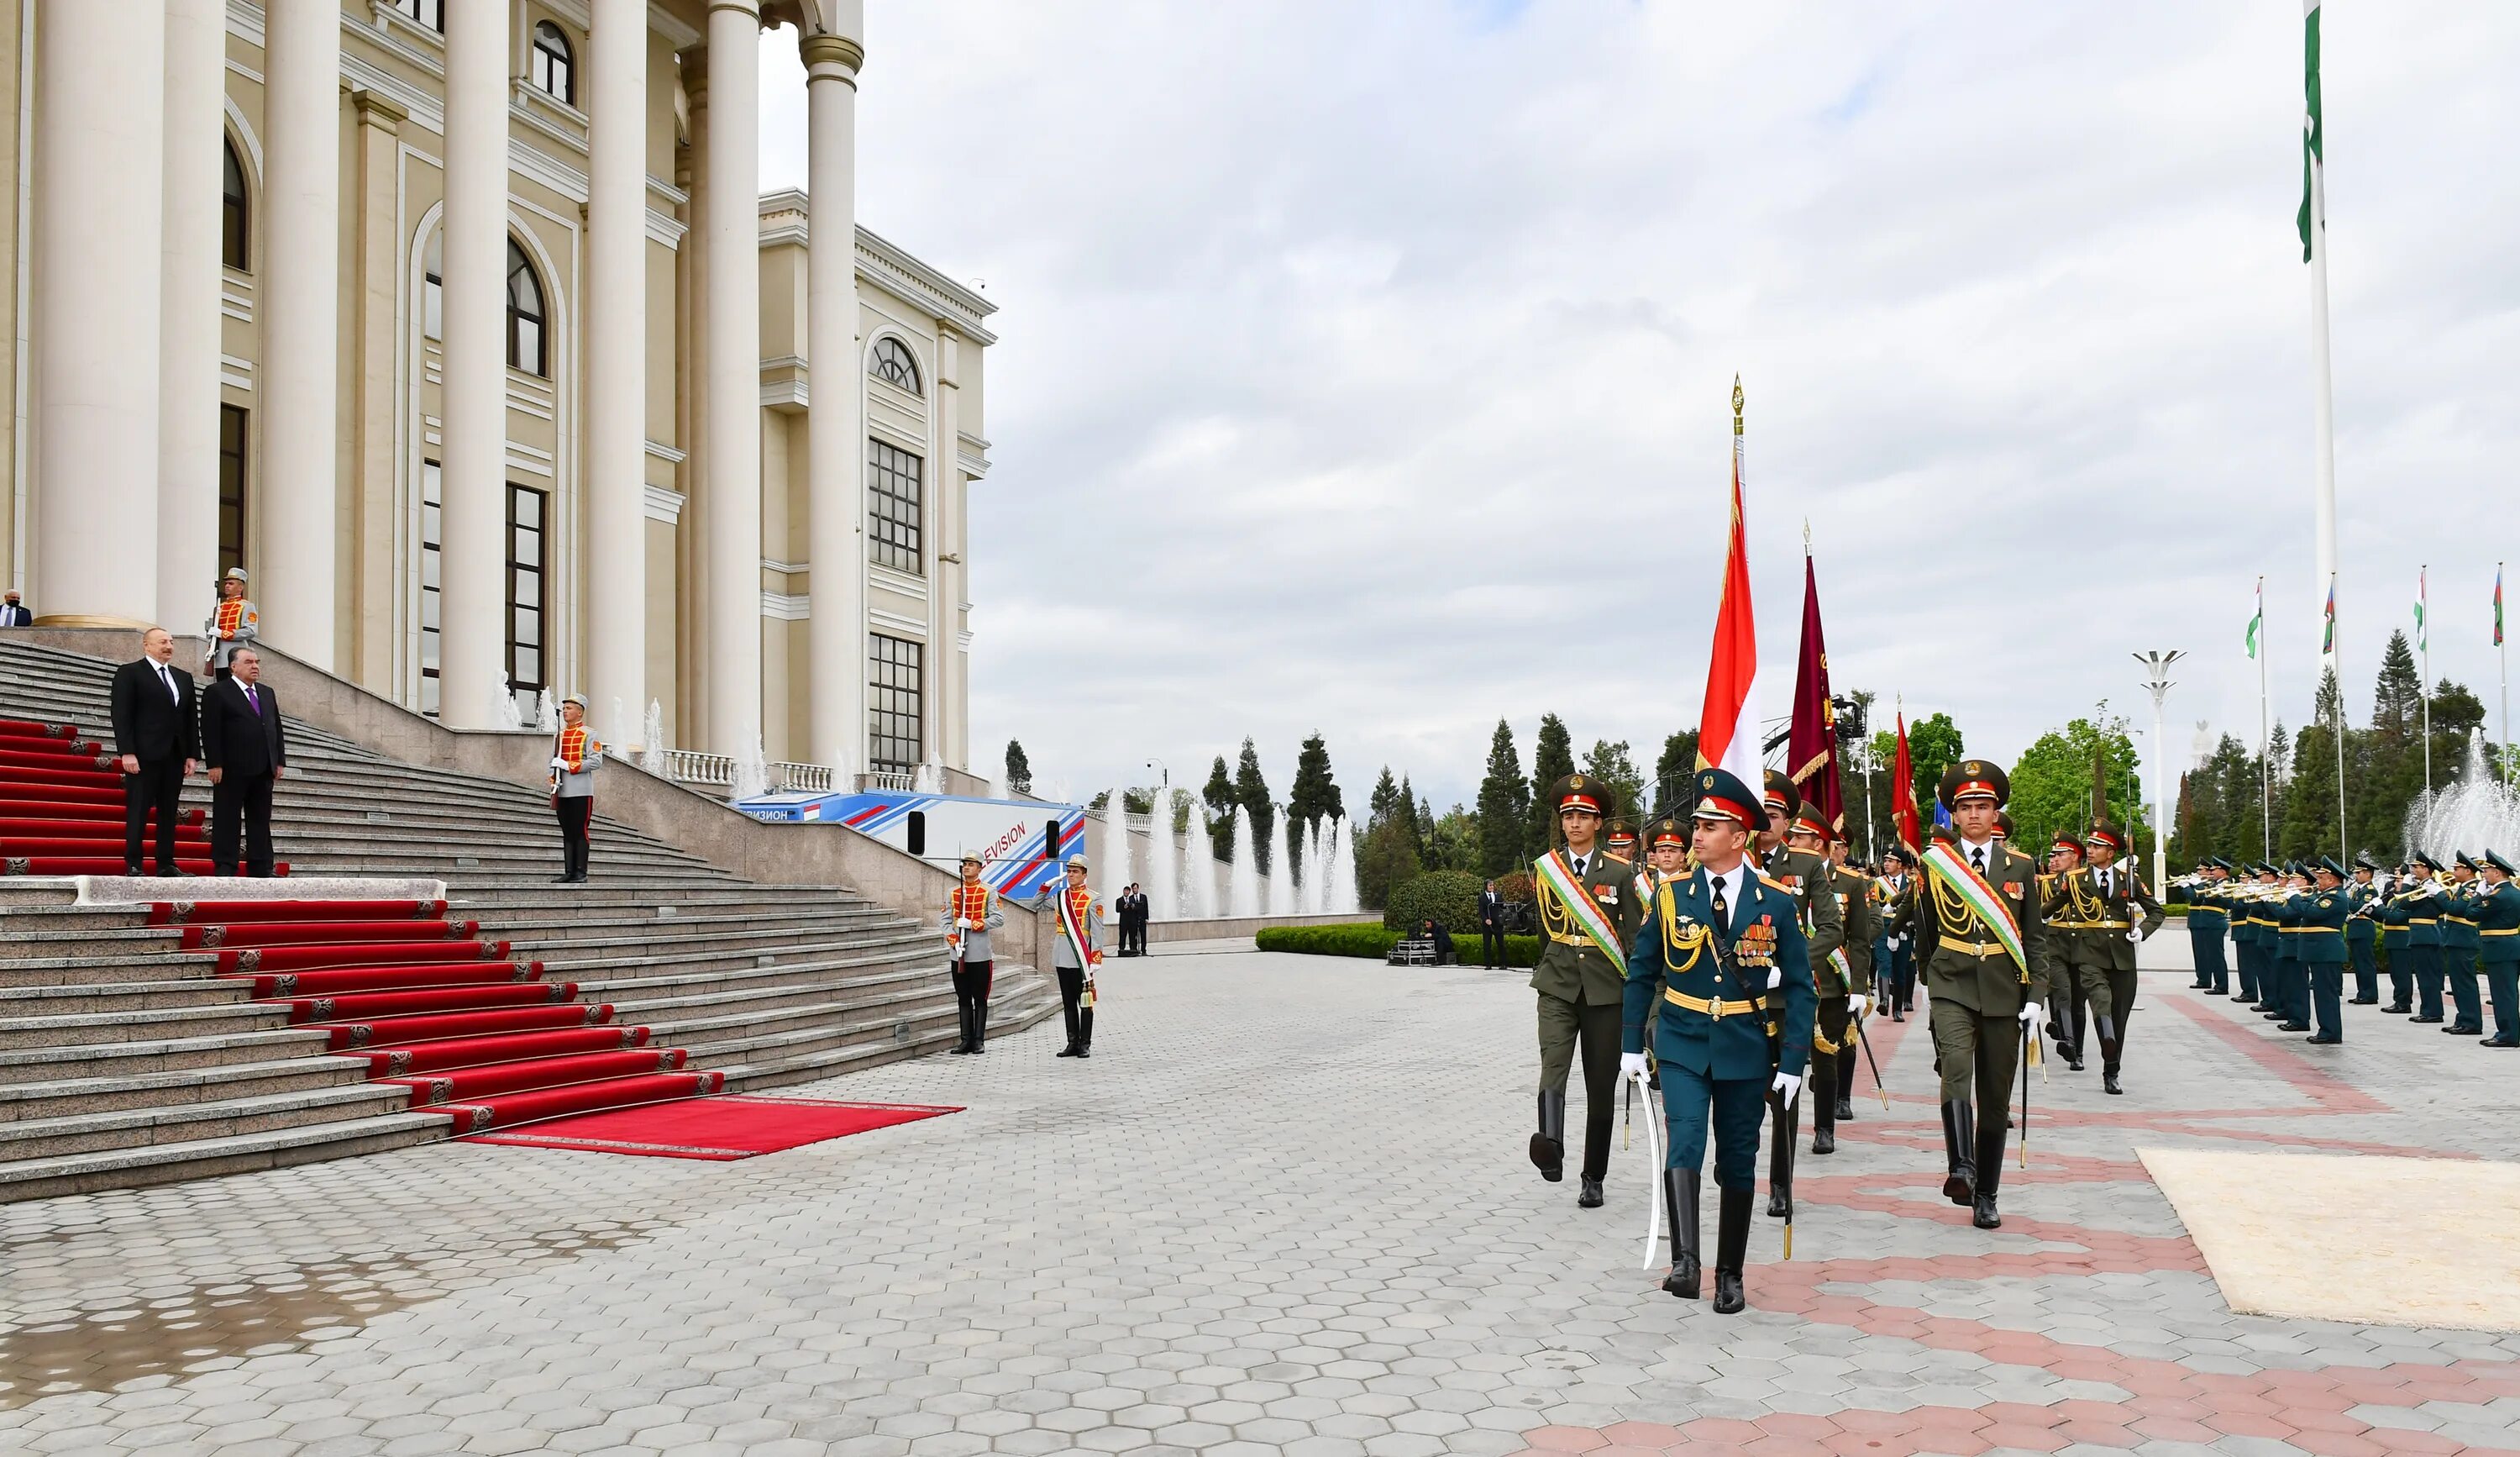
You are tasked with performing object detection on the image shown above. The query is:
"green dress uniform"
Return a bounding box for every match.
[2040,848,2111,1070]
[1528,774,1649,1205]
[2403,863,2449,1022]
[2233,874,2271,1004]
[2082,829,2163,1091]
[2475,857,2520,1047]
[2439,865,2486,1034]
[2186,865,2230,993]
[2295,860,2349,1043]
[1621,766,1815,1313]
[2379,875,2415,1012]
[2345,860,2381,1004]
[1914,761,2056,1231]
[2269,871,2308,1029]
[1825,857,1877,1126]
[1754,776,1844,1214]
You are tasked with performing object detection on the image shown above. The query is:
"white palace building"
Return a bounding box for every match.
[7,0,994,786]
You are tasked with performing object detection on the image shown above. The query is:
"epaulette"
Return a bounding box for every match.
[1756,871,1793,895]
[1602,851,1633,866]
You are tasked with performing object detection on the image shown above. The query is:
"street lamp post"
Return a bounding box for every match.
[2134,651,2184,896]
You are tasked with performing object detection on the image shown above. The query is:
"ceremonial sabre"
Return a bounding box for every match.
[2019,1023,2034,1169]
[1854,1014,1891,1111]
[1632,1070,1666,1270]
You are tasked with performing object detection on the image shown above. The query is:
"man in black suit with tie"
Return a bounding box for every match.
[199,647,288,877]
[0,588,31,626]
[108,628,199,876]
[1478,880,1508,968]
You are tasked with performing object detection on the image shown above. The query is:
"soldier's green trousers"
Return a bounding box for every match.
[1929,997,2021,1112]
[1536,990,1620,1181]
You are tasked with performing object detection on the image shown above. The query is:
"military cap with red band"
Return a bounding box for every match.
[1645,816,1688,849]
[1547,773,1607,817]
[1691,767,1761,828]
[2050,831,2085,858]
[1790,813,1834,842]
[2085,821,2128,853]
[1762,769,1800,818]
[1935,758,2010,809]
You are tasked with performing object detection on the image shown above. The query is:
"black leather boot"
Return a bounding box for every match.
[1578,1176,1604,1209]
[1057,993,1082,1056]
[972,997,990,1054]
[1835,1044,1859,1122]
[1662,1169,1700,1299]
[1810,1058,1837,1155]
[1713,1186,1753,1314]
[1530,1091,1566,1181]
[949,998,974,1053]
[1766,1097,1793,1217]
[1078,1008,1094,1057]
[2097,1016,2122,1094]
[1972,1121,2005,1228]
[1940,1101,1976,1206]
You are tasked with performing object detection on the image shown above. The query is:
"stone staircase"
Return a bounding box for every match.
[0,639,1057,1203]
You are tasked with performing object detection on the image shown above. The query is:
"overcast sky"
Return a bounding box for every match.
[758,2,2520,813]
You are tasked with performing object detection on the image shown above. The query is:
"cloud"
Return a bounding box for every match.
[756,2,2520,813]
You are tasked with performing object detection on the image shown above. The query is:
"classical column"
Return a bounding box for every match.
[702,3,763,755]
[677,47,711,739]
[802,18,864,776]
[931,328,959,767]
[438,0,512,727]
[30,0,165,625]
[350,90,410,687]
[584,0,648,739]
[257,0,339,663]
[157,0,223,628]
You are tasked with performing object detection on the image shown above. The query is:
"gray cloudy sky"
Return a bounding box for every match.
[758,2,2520,813]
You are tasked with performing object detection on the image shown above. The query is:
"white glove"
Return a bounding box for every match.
[549,756,569,770]
[957,918,975,930]
[1771,1070,1802,1107]
[1767,966,1783,990]
[1848,993,1868,1017]
[2019,1002,2043,1027]
[1620,1052,1649,1081]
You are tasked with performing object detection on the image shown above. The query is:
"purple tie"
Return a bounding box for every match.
[245,686,258,713]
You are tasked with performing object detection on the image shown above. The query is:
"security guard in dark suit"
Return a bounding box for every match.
[1754,771,1842,1217]
[2297,857,2349,1043]
[2345,854,2383,1004]
[1619,766,1815,1313]
[1914,761,2055,1231]
[1529,773,1650,1208]
[2475,851,2520,1048]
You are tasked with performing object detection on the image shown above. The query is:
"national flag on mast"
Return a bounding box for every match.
[1696,376,1766,788]
[1786,547,1845,834]
[2300,1,2324,265]
[2322,575,2338,657]
[2496,565,2506,648]
[2246,580,2264,660]
[1891,710,1920,850]
[2414,567,2428,653]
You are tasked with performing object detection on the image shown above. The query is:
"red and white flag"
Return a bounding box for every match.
[1697,381,1765,787]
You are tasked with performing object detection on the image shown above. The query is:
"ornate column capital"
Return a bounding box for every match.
[800,32,864,78]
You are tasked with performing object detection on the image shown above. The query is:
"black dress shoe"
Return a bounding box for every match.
[2103,1070,2123,1095]
[2481,1036,2520,1048]
[2411,1014,2444,1023]
[1811,1128,1835,1155]
[2066,1054,2085,1071]
[2306,1034,2342,1044]
[1972,1196,2002,1229]
[1713,1270,1745,1314]
[1578,1176,1604,1208]
[2278,1022,2309,1032]
[2350,997,2378,1005]
[1056,1045,1081,1057]
[1076,1047,1091,1058]
[2384,1003,2411,1014]
[2444,1023,2482,1035]
[1834,1097,1855,1122]
[1766,1189,1789,1219]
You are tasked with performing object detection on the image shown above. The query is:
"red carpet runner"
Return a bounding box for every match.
[462,1097,959,1160]
[0,714,288,876]
[2,713,720,1132]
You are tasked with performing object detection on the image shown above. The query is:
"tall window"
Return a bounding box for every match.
[423,228,442,341]
[218,406,249,576]
[870,336,921,394]
[507,484,548,718]
[507,239,545,376]
[869,635,923,777]
[222,138,248,271]
[531,22,575,104]
[419,460,442,717]
[392,0,443,30]
[867,438,922,574]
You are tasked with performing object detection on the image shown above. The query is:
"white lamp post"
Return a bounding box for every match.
[2134,651,2184,894]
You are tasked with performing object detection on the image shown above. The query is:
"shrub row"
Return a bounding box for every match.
[1383,871,1484,934]
[1254,922,1545,968]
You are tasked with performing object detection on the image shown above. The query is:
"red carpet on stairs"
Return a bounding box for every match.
[0,716,286,876]
[463,1097,960,1160]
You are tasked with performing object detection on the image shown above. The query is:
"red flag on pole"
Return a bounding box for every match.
[1786,551,1845,834]
[1892,710,1920,850]
[1697,378,1765,786]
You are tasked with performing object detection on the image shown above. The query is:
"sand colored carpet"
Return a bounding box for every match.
[2141,1146,2520,1333]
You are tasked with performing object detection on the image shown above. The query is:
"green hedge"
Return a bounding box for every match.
[1255,922,1544,968]
[1384,871,1485,934]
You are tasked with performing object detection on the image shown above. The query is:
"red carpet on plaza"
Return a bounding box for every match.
[460,1096,961,1160]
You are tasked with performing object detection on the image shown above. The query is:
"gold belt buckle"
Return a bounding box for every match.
[1709,997,1724,1021]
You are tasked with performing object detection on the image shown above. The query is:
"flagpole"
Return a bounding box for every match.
[2329,574,2348,862]
[2502,561,2512,788]
[2419,565,2433,792]
[2258,576,2272,860]
[2304,2,2340,636]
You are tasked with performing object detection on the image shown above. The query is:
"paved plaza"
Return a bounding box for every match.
[6,940,2520,1456]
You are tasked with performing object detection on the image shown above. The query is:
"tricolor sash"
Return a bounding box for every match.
[1921,840,2027,975]
[1536,851,1624,960]
[1058,887,1100,970]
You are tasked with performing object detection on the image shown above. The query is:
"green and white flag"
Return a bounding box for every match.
[2414,567,2428,652]
[2247,579,2265,660]
[2299,2,2323,263]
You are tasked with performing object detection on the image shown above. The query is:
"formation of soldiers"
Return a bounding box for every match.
[2176,848,2520,1047]
[1525,758,2087,1311]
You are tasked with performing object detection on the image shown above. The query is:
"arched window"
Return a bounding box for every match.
[870,336,921,395]
[423,227,442,341]
[507,239,545,376]
[531,22,574,105]
[222,137,249,271]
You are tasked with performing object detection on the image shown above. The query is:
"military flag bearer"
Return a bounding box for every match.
[1619,767,1815,1313]
[1913,761,2054,1231]
[1529,774,1648,1208]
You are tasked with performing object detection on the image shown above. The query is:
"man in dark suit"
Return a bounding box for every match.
[199,647,287,877]
[0,588,31,626]
[108,628,198,876]
[1478,880,1507,968]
